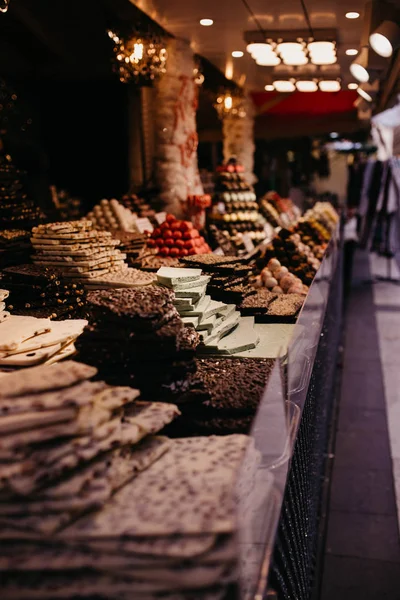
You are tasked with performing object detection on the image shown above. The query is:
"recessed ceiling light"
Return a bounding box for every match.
[348,82,358,89]
[232,51,244,58]
[265,84,275,91]
[200,18,213,26]
[346,48,358,56]
[345,11,360,19]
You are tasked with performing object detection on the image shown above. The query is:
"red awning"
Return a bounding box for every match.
[252,90,358,117]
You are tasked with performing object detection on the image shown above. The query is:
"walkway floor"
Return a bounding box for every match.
[320,251,400,600]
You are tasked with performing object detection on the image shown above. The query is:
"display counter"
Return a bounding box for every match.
[236,225,342,600]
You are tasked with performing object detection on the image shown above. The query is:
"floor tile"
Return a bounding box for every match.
[340,370,386,411]
[326,511,400,562]
[337,407,388,433]
[329,467,397,515]
[321,555,400,600]
[334,429,392,471]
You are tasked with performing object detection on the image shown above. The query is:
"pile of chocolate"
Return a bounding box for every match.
[78,286,200,402]
[167,357,274,435]
[1,264,87,320]
[181,254,255,305]
[0,229,31,268]
[0,156,44,230]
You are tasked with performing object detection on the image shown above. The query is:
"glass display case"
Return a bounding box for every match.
[236,226,342,600]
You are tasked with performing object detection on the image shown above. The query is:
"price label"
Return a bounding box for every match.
[242,233,255,253]
[135,217,154,234]
[155,212,167,225]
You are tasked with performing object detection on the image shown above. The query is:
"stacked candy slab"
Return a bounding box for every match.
[156,267,260,355]
[0,289,10,323]
[147,213,211,258]
[31,221,126,280]
[0,311,88,370]
[1,426,251,599]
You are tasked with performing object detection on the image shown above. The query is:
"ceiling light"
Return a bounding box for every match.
[348,82,359,90]
[311,54,337,65]
[283,54,308,66]
[308,41,335,54]
[296,80,318,92]
[256,54,281,66]
[357,87,373,102]
[200,18,213,26]
[265,84,275,91]
[273,80,296,93]
[319,80,341,92]
[369,20,400,58]
[277,42,304,55]
[246,43,274,57]
[232,51,244,58]
[345,12,360,19]
[330,132,339,138]
[350,47,369,82]
[346,48,358,56]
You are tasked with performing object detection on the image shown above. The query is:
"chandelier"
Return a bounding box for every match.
[0,0,10,12]
[214,90,246,120]
[107,29,167,85]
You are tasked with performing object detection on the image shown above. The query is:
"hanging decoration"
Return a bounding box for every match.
[214,89,247,120]
[193,60,205,86]
[0,0,10,13]
[107,29,167,85]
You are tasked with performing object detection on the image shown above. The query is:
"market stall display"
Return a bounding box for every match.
[259,191,299,228]
[0,155,44,231]
[208,163,266,253]
[147,213,211,258]
[0,229,31,269]
[86,198,137,232]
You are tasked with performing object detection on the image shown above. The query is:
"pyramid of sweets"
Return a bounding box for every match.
[86,198,137,232]
[120,191,157,219]
[209,162,266,251]
[157,266,260,355]
[30,220,155,289]
[147,213,211,258]
[0,154,44,230]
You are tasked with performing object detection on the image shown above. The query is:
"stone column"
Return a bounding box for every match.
[153,38,204,217]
